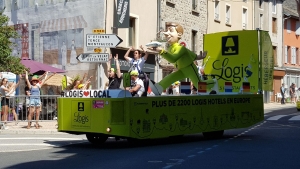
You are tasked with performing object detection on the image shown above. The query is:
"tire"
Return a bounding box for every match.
[297,109,300,111]
[86,133,108,145]
[202,130,224,139]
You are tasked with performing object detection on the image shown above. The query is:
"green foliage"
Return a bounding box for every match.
[0,8,28,74]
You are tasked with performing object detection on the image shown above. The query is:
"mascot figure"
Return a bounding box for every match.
[148,22,216,95]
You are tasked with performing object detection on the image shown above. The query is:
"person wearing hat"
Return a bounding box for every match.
[106,54,122,89]
[25,70,48,129]
[172,81,180,95]
[128,70,145,97]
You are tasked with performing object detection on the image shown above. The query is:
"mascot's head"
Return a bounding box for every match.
[163,22,184,44]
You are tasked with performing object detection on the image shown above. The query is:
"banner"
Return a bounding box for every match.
[203,31,259,93]
[260,31,274,91]
[115,0,130,28]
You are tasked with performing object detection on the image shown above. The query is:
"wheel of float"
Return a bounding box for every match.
[297,109,300,111]
[202,130,224,139]
[86,133,108,145]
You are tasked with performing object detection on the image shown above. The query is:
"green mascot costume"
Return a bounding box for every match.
[148,22,215,95]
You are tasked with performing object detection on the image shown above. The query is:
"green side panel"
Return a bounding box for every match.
[58,94,264,139]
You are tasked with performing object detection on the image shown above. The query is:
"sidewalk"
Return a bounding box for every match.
[0,121,64,135]
[0,102,297,135]
[264,102,296,109]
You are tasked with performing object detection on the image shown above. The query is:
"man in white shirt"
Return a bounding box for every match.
[124,46,149,74]
[127,70,145,97]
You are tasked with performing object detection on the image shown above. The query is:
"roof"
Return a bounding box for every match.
[283,0,299,17]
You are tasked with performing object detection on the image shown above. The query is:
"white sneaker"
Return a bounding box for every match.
[3,126,9,130]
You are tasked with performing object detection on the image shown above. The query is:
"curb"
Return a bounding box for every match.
[0,130,68,135]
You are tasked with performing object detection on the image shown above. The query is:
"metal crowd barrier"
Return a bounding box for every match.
[0,95,59,123]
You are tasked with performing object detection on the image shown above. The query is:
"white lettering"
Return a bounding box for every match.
[119,1,128,24]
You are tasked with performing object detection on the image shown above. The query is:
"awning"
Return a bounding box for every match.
[40,15,87,33]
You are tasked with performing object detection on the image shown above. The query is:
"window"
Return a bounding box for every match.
[292,47,296,64]
[272,0,276,14]
[287,46,291,63]
[129,17,136,47]
[272,17,277,34]
[259,0,263,9]
[225,5,231,24]
[273,46,277,66]
[287,19,291,33]
[191,30,197,53]
[284,46,288,63]
[192,0,198,10]
[214,1,220,20]
[297,48,299,64]
[259,14,263,29]
[242,8,247,29]
[296,21,300,35]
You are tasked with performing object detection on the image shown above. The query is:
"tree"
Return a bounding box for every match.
[0,8,28,74]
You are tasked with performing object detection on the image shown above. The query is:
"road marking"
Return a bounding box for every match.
[266,115,287,121]
[289,115,300,121]
[188,155,195,158]
[197,151,204,154]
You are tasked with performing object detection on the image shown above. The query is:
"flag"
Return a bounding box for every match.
[225,82,232,92]
[243,82,250,93]
[198,82,206,93]
[180,82,191,94]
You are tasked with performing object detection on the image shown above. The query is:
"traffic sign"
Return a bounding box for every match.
[76,53,109,63]
[86,34,123,47]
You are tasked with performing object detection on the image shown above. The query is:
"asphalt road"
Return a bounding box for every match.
[0,105,299,169]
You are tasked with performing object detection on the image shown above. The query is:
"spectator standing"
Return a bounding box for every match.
[0,78,15,128]
[6,79,21,125]
[290,83,296,104]
[25,71,48,129]
[280,83,286,105]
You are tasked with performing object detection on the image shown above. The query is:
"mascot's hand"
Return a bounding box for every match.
[196,51,207,60]
[147,47,163,53]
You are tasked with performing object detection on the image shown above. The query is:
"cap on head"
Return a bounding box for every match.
[174,81,180,85]
[31,75,39,82]
[78,84,84,89]
[130,70,139,76]
[110,68,116,72]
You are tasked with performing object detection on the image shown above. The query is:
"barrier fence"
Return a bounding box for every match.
[0,95,59,124]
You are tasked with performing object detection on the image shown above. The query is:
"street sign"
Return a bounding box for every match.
[76,53,109,63]
[86,34,123,47]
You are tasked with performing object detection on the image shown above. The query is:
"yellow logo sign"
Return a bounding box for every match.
[94,48,102,53]
[93,29,105,34]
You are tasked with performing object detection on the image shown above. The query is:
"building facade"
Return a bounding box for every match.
[2,0,158,89]
[2,0,106,88]
[282,0,300,101]
[207,0,254,33]
[254,0,283,103]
